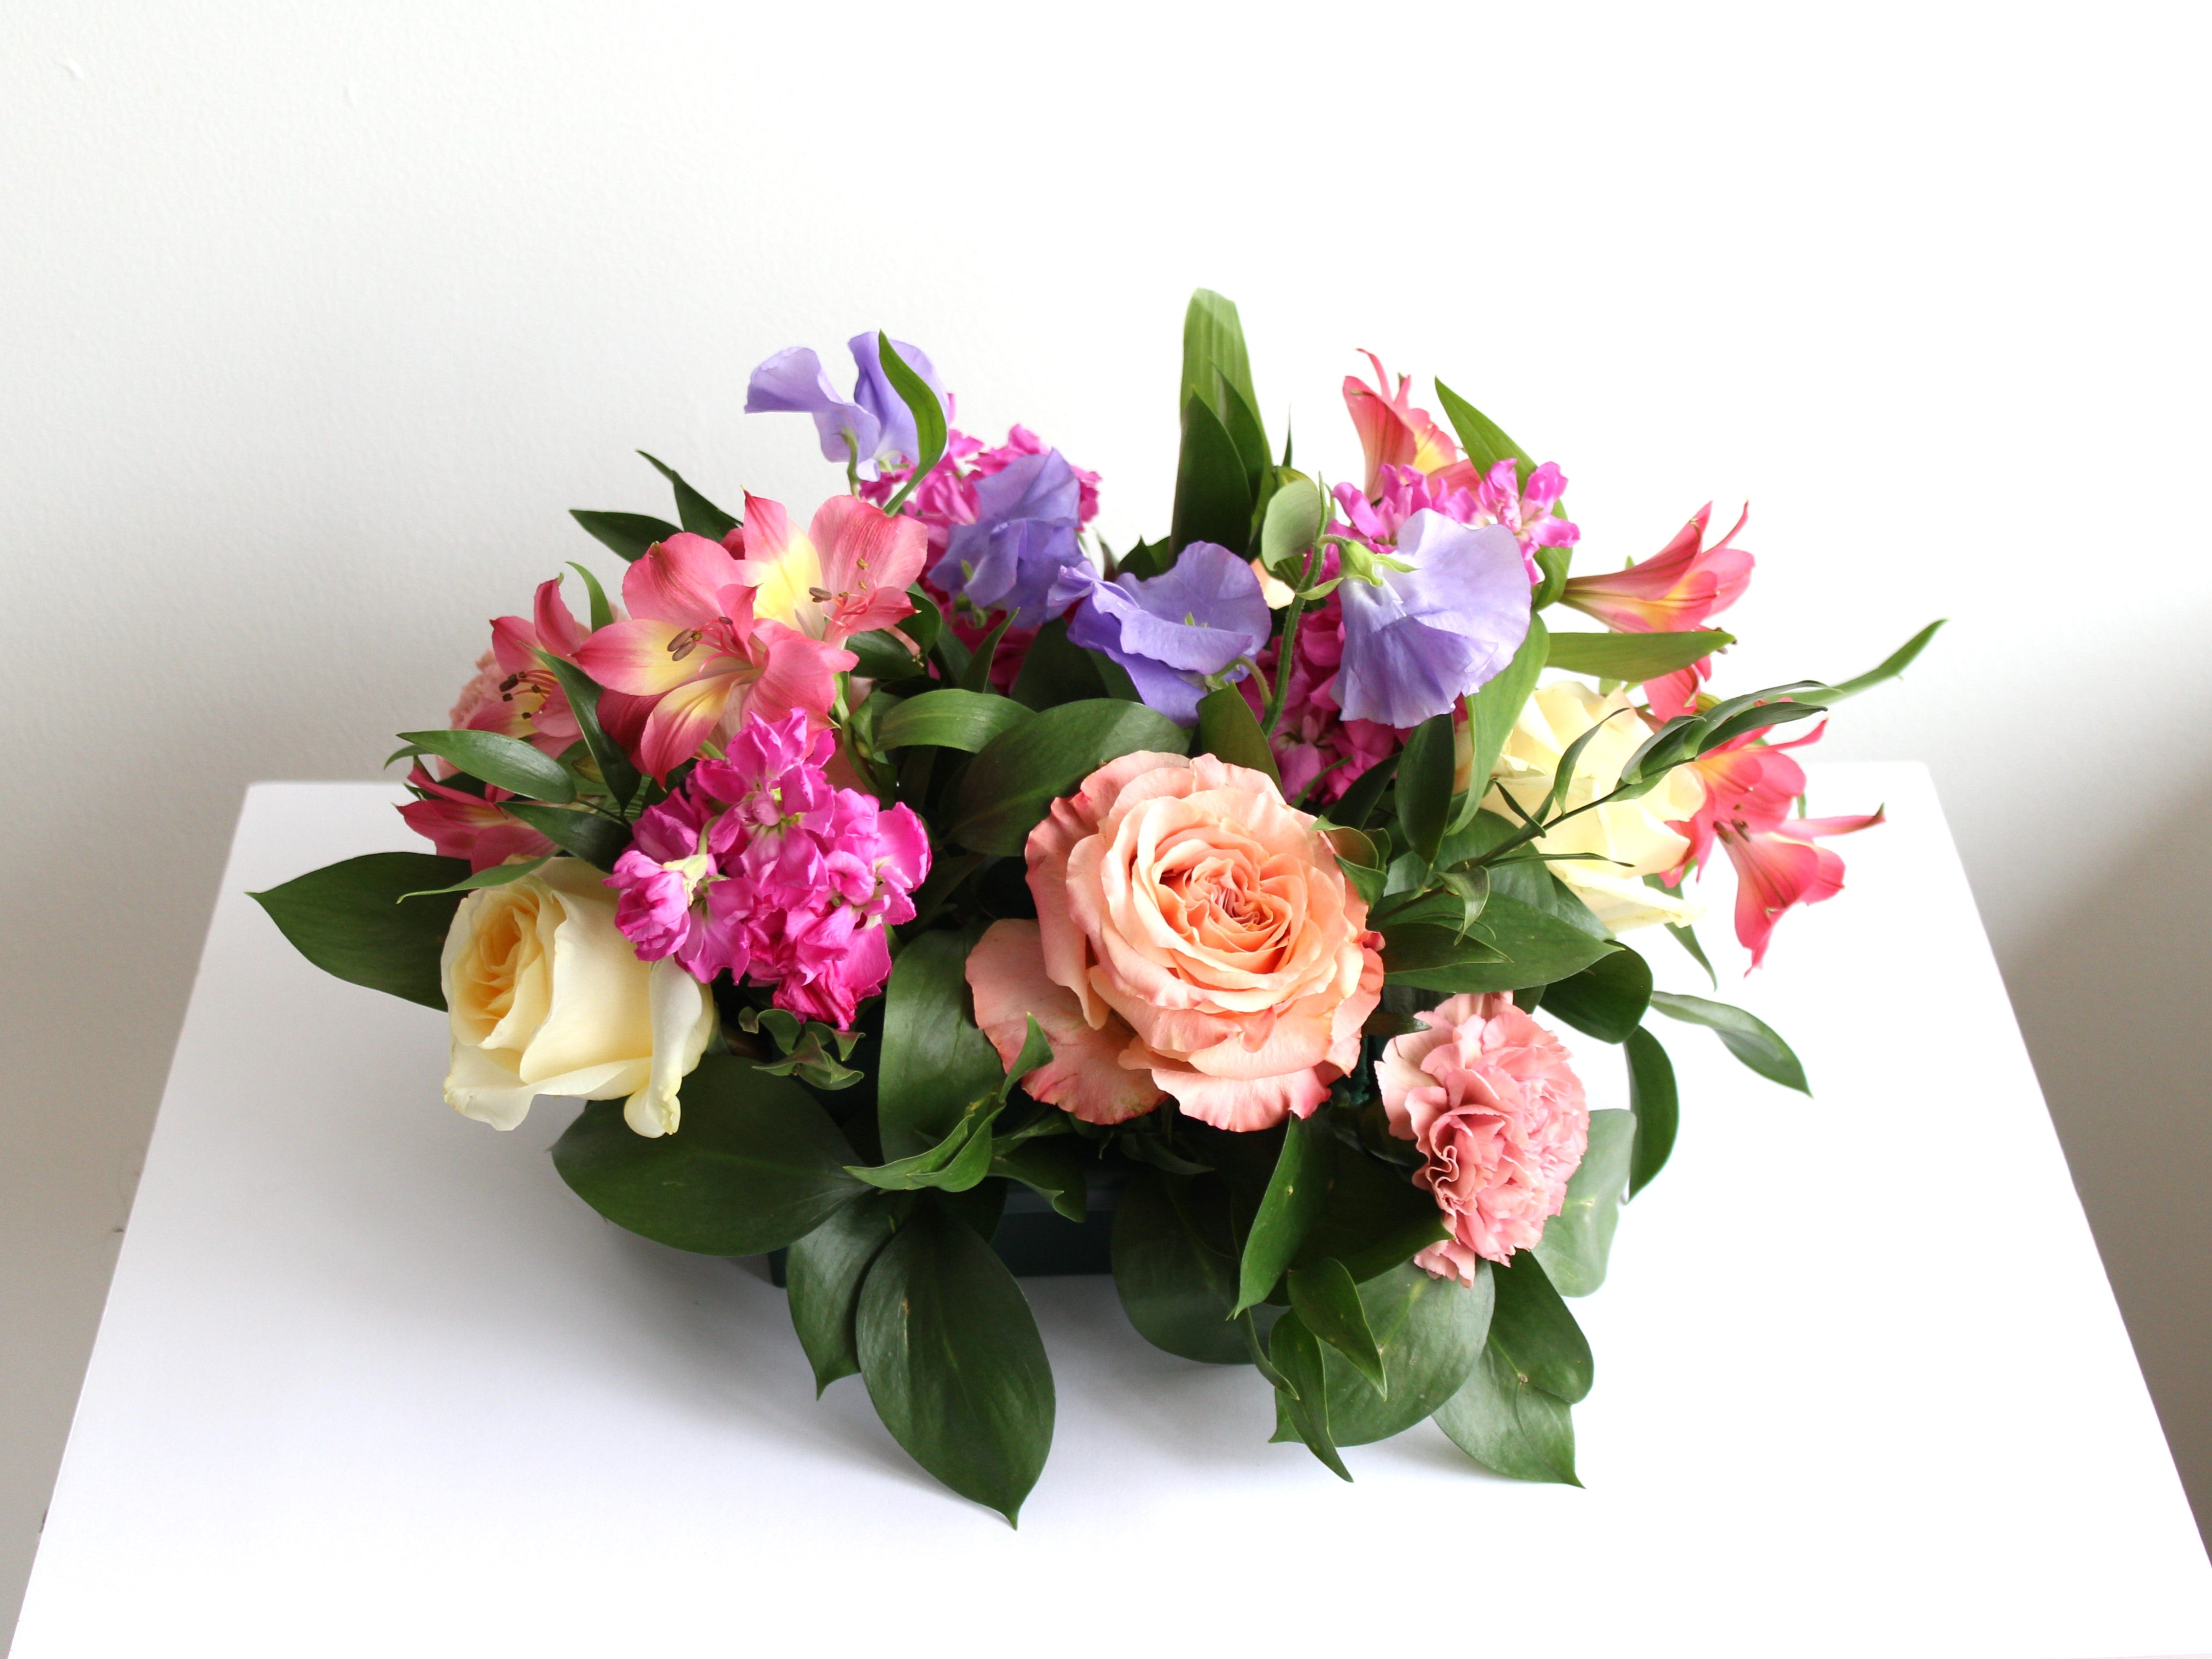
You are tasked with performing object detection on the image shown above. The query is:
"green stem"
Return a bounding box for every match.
[1262,542,1324,737]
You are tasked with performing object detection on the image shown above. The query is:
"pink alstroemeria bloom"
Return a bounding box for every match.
[1561,504,1754,718]
[575,532,854,780]
[396,765,554,872]
[730,493,927,644]
[1344,352,1461,497]
[446,576,598,756]
[1665,722,1883,967]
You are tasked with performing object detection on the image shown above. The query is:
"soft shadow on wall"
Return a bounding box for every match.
[2001,772,2212,1545]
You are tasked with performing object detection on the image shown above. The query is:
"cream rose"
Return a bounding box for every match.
[440,858,716,1137]
[966,751,1383,1133]
[1482,681,1708,933]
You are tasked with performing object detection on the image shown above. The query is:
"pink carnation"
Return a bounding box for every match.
[1377,993,1591,1283]
[603,711,929,1027]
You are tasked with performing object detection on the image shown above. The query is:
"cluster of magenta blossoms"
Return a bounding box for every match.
[605,711,930,1029]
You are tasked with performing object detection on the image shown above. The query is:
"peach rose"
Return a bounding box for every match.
[966,751,1383,1132]
[1378,992,1589,1284]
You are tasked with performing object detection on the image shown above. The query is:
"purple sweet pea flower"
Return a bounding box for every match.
[1050,541,1274,726]
[929,447,1089,627]
[1335,511,1532,728]
[745,333,946,480]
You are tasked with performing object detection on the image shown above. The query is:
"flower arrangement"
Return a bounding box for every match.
[253,292,1935,1523]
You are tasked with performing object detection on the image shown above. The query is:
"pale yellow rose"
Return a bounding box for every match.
[439,858,715,1137]
[1482,681,1708,933]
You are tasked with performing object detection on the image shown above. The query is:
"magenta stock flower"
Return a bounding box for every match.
[603,711,930,1028]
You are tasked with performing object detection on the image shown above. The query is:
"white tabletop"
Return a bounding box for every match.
[14,767,2210,1659]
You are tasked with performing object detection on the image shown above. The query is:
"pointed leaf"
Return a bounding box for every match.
[1007,616,1110,709]
[1432,377,1533,477]
[397,855,551,899]
[249,852,469,1009]
[1172,394,1255,555]
[1487,1251,1592,1403]
[500,802,628,870]
[1395,710,1458,865]
[1111,1168,1244,1363]
[949,699,1189,856]
[638,452,738,539]
[786,1192,903,1394]
[564,561,616,630]
[877,930,1003,1158]
[1269,1311,1351,1480]
[1180,288,1261,433]
[1195,685,1282,788]
[875,332,948,513]
[1541,946,1653,1043]
[1647,990,1810,1094]
[1819,619,1945,702]
[1434,1340,1580,1485]
[535,652,641,808]
[396,729,577,804]
[1545,628,1735,680]
[991,1139,1087,1223]
[876,688,1035,754]
[1457,616,1547,829]
[1287,1258,1386,1394]
[571,509,679,564]
[1281,1260,1493,1446]
[1530,1109,1635,1296]
[1626,1027,1680,1197]
[1235,1109,1332,1312]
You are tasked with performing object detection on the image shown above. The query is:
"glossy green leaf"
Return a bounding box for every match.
[638,451,739,539]
[1384,893,1616,993]
[1180,288,1261,436]
[1110,1168,1245,1363]
[1487,1252,1591,1404]
[249,852,469,1009]
[397,728,577,803]
[1171,394,1255,555]
[855,1199,1054,1524]
[1269,1311,1350,1480]
[500,802,628,870]
[1541,946,1653,1043]
[1658,905,1718,988]
[1699,697,1829,752]
[1290,1140,1449,1283]
[845,627,925,682]
[1235,1109,1331,1313]
[564,561,616,630]
[1217,376,1272,500]
[1395,710,1458,865]
[876,688,1034,754]
[1194,685,1281,788]
[1287,1258,1386,1394]
[876,930,1003,1158]
[1460,617,1547,821]
[1279,1260,1494,1447]
[1544,628,1735,680]
[785,1192,903,1394]
[1486,858,1609,939]
[1432,377,1532,478]
[396,856,550,899]
[1648,990,1810,1094]
[1625,1026,1680,1197]
[535,652,641,808]
[846,1096,1004,1193]
[959,611,1016,693]
[876,332,949,505]
[1329,752,1398,831]
[548,1060,863,1255]
[1007,616,1109,709]
[991,1139,1087,1223]
[1434,1341,1580,1485]
[1530,1109,1635,1296]
[949,699,1189,855]
[570,509,678,564]
[1819,619,1945,702]
[1533,542,1572,609]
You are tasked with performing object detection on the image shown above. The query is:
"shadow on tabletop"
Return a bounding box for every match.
[1998,771,2212,1557]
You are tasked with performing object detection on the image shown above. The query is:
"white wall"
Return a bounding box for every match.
[3,0,2206,1633]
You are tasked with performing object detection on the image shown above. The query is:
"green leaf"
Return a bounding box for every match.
[1487,1251,1592,1404]
[1699,698,1829,752]
[535,652,642,808]
[1290,1139,1450,1283]
[991,1139,1087,1223]
[949,699,1189,856]
[847,1097,1004,1192]
[855,1199,1054,1524]
[876,688,1035,754]
[1541,946,1653,1043]
[876,930,1004,1159]
[1433,1340,1580,1485]
[846,628,925,682]
[1217,376,1272,500]
[958,610,1016,694]
[396,729,577,804]
[1268,1311,1350,1480]
[1110,1167,1245,1363]
[1819,619,1945,702]
[1180,288,1261,438]
[1171,394,1255,555]
[877,332,949,490]
[1432,377,1533,478]
[1194,685,1281,788]
[1287,1258,1386,1395]
[1626,1027,1680,1197]
[1395,710,1458,865]
[500,802,628,870]
[1113,537,1171,581]
[1532,543,1572,609]
[547,1059,863,1254]
[1647,990,1810,1094]
[1530,1109,1635,1296]
[1660,908,1718,988]
[1328,752,1398,832]
[1459,617,1546,819]
[397,856,550,899]
[1258,473,1324,575]
[637,451,738,539]
[1007,616,1109,709]
[1278,1260,1494,1447]
[564,561,616,630]
[1384,893,1615,993]
[1235,1109,1332,1313]
[903,586,944,658]
[785,1192,903,1394]
[1544,628,1735,680]
[1001,1016,1053,1094]
[570,509,678,564]
[249,851,470,1009]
